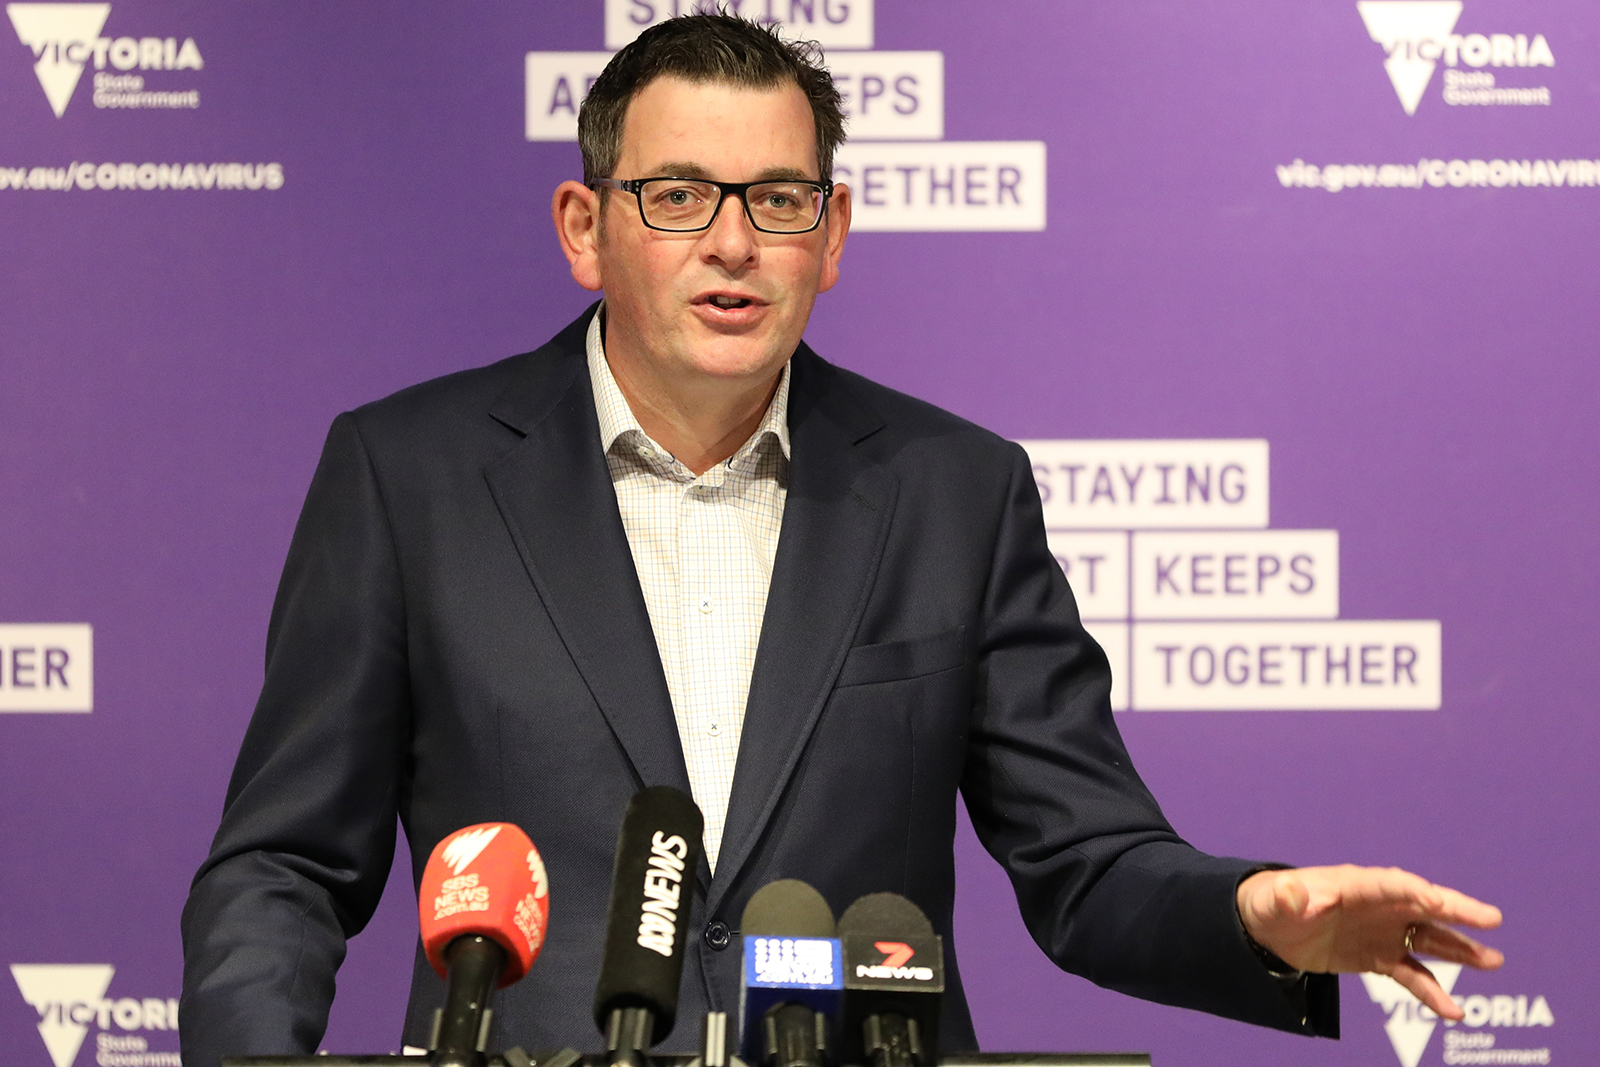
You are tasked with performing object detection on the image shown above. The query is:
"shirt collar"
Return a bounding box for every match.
[585,303,793,468]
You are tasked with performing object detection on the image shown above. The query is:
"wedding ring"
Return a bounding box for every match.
[1404,923,1420,955]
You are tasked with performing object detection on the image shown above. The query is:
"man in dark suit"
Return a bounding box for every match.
[180,15,1503,1067]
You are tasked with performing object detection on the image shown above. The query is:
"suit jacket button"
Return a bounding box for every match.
[704,921,731,951]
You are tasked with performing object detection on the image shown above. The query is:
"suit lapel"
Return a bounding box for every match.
[710,348,897,907]
[482,310,692,798]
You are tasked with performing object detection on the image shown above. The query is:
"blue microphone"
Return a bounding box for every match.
[738,879,843,1067]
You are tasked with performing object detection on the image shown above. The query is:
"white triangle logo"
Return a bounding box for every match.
[1361,963,1464,1067]
[1356,1,1464,115]
[441,825,501,876]
[11,964,116,1067]
[6,3,112,117]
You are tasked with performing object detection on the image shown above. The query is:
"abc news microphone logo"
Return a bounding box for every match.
[635,830,691,958]
[854,942,934,982]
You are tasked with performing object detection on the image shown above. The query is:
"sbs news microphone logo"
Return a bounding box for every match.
[10,964,179,1067]
[854,942,934,981]
[424,823,550,964]
[440,824,502,877]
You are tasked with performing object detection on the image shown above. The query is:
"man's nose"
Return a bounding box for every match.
[701,192,757,267]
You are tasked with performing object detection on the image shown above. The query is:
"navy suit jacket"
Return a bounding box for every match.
[180,307,1335,1067]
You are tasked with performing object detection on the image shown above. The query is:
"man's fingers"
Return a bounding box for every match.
[1371,868,1500,926]
[1417,884,1503,930]
[1337,866,1503,932]
[1411,923,1505,970]
[1389,956,1466,1021]
[1237,865,1507,980]
[1268,870,1311,920]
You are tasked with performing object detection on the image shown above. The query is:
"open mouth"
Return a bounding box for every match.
[708,294,754,310]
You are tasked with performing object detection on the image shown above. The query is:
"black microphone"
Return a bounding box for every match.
[592,786,705,1067]
[739,879,843,1067]
[838,893,944,1067]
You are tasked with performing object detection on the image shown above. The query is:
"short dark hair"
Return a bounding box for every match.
[578,14,847,184]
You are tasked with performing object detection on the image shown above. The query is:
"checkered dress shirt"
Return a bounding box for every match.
[586,309,791,873]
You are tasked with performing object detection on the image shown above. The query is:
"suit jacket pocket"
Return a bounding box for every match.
[835,626,968,688]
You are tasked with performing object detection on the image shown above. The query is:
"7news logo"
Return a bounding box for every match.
[10,965,179,1067]
[853,942,935,981]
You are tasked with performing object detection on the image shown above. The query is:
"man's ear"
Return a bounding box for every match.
[552,180,604,291]
[817,181,851,294]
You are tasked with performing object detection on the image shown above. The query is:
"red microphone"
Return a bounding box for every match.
[418,823,550,1066]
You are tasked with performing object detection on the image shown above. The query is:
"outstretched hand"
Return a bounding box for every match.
[1236,865,1503,1019]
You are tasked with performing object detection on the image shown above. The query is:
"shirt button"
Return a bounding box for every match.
[698,596,715,614]
[707,720,722,737]
[704,921,731,951]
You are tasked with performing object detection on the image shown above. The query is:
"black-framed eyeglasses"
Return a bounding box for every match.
[591,176,834,234]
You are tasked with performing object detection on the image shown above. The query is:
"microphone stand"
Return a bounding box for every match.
[431,935,509,1067]
[605,1006,656,1067]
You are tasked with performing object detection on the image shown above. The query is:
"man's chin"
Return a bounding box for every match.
[677,325,796,380]
[679,342,792,385]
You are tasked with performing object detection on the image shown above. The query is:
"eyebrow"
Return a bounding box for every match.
[644,162,819,183]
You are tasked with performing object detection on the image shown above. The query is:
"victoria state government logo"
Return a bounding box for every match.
[1363,965,1556,1067]
[6,2,203,117]
[10,964,180,1067]
[1356,1,1554,115]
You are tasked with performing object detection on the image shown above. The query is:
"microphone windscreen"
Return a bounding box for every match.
[741,879,837,938]
[419,822,551,986]
[592,785,706,1042]
[837,893,934,941]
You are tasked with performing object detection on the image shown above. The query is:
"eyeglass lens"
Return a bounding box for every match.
[639,179,822,232]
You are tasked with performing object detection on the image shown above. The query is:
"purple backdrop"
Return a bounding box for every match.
[3,2,1594,1067]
